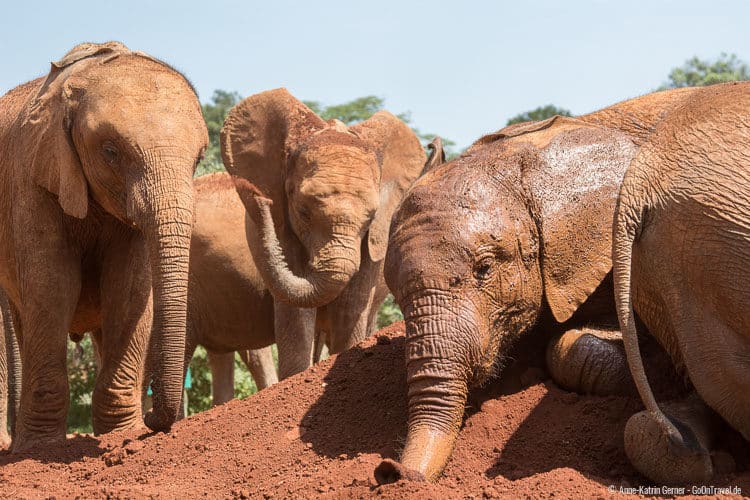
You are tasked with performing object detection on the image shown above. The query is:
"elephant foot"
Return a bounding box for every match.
[0,431,11,449]
[11,432,66,454]
[374,459,426,485]
[546,328,633,395]
[624,394,716,485]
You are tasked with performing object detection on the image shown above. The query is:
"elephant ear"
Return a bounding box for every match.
[351,111,426,262]
[467,115,562,154]
[523,119,638,323]
[21,42,130,219]
[221,88,327,231]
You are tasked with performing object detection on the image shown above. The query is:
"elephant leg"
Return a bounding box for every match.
[239,347,278,390]
[13,268,80,451]
[624,392,716,485]
[93,236,152,435]
[326,260,384,354]
[0,296,10,448]
[546,328,634,396]
[275,301,315,379]
[208,351,235,406]
[176,334,197,419]
[6,304,21,439]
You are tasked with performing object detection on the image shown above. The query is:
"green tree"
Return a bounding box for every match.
[196,90,242,176]
[67,335,97,433]
[661,53,749,89]
[506,104,572,125]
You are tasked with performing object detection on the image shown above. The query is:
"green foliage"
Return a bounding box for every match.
[196,90,242,177]
[377,294,403,329]
[67,335,97,433]
[185,346,213,415]
[661,53,749,89]
[506,105,572,125]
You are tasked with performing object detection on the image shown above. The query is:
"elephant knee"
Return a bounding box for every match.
[546,329,633,395]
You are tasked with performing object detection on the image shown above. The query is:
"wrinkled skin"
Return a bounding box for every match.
[222,89,425,378]
[374,88,702,483]
[184,173,279,402]
[614,82,750,484]
[0,42,207,451]
[0,289,21,447]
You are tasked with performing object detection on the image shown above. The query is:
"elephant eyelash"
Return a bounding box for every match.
[473,255,495,281]
[102,144,119,164]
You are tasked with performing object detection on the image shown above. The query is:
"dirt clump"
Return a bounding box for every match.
[0,321,748,498]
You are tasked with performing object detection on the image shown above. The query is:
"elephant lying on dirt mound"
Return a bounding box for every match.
[613,82,750,485]
[222,89,426,378]
[373,87,701,483]
[0,42,207,450]
[186,173,278,401]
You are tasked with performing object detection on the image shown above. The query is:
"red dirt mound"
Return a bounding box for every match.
[0,321,748,498]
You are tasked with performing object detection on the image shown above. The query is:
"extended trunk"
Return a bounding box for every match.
[238,182,360,308]
[140,181,194,433]
[376,295,473,483]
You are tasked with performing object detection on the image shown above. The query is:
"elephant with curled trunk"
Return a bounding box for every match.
[0,42,207,450]
[373,87,701,483]
[613,82,750,485]
[222,89,425,378]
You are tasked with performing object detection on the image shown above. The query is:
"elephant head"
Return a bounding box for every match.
[17,42,208,432]
[222,88,425,308]
[375,117,638,483]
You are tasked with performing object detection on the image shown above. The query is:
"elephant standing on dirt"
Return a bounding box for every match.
[613,82,750,485]
[373,87,701,483]
[185,173,278,403]
[0,42,207,451]
[222,89,425,378]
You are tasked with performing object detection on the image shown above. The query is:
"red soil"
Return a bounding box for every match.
[0,321,748,498]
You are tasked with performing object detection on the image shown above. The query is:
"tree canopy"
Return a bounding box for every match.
[506,104,572,125]
[660,53,749,89]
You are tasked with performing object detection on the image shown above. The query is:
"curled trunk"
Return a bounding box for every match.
[236,179,360,308]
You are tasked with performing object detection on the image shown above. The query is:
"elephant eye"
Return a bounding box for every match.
[298,205,312,222]
[473,255,494,281]
[102,143,119,165]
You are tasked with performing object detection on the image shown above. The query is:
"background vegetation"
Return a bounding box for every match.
[60,53,748,432]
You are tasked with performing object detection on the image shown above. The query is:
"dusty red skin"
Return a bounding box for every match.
[0,322,747,498]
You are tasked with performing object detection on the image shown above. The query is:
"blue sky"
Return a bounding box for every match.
[1,1,748,149]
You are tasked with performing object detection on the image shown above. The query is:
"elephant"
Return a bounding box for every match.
[0,42,208,450]
[184,172,279,403]
[0,289,21,447]
[372,87,703,483]
[612,82,750,484]
[222,89,426,378]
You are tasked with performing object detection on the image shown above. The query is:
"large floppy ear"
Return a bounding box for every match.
[523,120,638,323]
[20,42,129,219]
[221,88,326,231]
[351,111,426,262]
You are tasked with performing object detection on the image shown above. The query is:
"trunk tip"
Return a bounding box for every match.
[374,459,426,485]
[143,409,175,434]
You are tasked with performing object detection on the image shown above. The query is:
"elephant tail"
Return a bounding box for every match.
[612,186,678,437]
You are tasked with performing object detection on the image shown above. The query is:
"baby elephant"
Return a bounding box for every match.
[614,82,750,484]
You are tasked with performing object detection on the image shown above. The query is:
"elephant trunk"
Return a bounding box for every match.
[235,178,360,308]
[375,294,473,484]
[132,164,194,433]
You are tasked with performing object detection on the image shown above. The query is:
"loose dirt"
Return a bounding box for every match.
[0,321,748,498]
